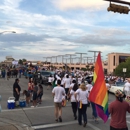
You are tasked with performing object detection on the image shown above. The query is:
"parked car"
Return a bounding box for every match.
[109,82,125,94]
[39,71,55,84]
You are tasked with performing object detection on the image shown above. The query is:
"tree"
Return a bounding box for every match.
[81,68,87,71]
[114,57,130,77]
[18,59,23,65]
[86,65,90,71]
[22,59,27,62]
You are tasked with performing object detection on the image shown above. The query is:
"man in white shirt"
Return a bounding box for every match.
[47,75,53,90]
[52,80,65,122]
[123,79,130,96]
[106,80,111,91]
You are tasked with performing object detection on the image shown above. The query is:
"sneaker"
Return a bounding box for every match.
[55,119,58,122]
[59,117,62,122]
[31,106,34,108]
[74,115,77,120]
[83,122,87,127]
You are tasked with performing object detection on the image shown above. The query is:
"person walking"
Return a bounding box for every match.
[109,89,130,130]
[28,78,34,101]
[75,83,89,127]
[64,74,71,101]
[7,69,10,80]
[13,78,21,107]
[86,80,93,107]
[106,80,111,94]
[37,84,43,104]
[31,82,38,107]
[123,79,130,97]
[87,81,99,124]
[52,80,65,122]
[47,75,53,90]
[70,83,78,120]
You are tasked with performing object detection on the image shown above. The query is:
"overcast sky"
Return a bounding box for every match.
[0,0,130,63]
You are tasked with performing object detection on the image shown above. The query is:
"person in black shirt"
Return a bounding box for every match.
[13,78,21,107]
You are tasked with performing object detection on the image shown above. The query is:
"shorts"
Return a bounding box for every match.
[33,92,37,100]
[38,93,43,100]
[28,90,33,94]
[55,102,62,108]
[13,92,20,101]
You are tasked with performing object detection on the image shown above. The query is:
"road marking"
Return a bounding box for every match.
[32,121,101,130]
[1,105,71,112]
[127,121,130,124]
[87,123,101,130]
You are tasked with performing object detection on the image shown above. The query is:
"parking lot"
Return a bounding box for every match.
[0,77,130,130]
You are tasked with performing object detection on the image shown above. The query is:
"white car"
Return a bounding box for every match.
[109,82,125,94]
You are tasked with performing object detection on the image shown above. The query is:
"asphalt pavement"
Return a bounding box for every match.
[0,76,130,130]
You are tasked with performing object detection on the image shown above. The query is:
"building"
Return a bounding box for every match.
[0,56,15,65]
[107,52,130,74]
[43,52,130,75]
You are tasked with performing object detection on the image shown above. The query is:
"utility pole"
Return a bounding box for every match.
[52,56,57,63]
[65,54,76,64]
[75,52,87,64]
[88,50,101,63]
[46,57,52,63]
[43,57,47,62]
[71,57,80,64]
[63,58,68,64]
[57,55,66,64]
[83,57,92,63]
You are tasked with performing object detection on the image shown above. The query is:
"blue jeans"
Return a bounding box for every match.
[78,104,87,125]
[91,102,98,118]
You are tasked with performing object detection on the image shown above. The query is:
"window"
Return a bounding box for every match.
[113,56,115,66]
[119,56,129,63]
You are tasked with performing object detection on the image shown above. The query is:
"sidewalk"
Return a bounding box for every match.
[0,117,34,130]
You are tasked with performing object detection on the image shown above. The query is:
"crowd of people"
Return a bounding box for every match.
[11,68,130,130]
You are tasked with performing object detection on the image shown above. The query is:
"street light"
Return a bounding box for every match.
[0,31,16,35]
[75,52,87,64]
[65,54,76,64]
[88,50,101,63]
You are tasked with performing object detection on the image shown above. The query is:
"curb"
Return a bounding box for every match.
[15,125,34,130]
[0,118,34,130]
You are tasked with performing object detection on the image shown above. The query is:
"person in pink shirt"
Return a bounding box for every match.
[109,89,130,130]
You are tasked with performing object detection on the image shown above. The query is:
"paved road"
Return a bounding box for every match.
[0,77,130,130]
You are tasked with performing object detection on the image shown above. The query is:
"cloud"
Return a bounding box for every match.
[3,0,22,8]
[53,0,107,10]
[0,33,50,43]
[6,21,12,23]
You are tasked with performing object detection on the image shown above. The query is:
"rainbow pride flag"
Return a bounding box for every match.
[89,52,109,123]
